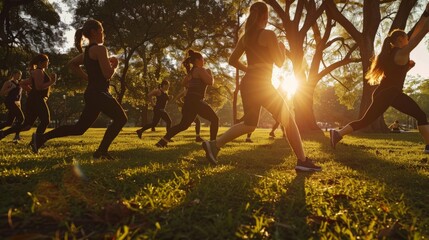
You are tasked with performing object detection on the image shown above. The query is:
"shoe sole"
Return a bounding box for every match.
[295,166,322,172]
[202,142,217,165]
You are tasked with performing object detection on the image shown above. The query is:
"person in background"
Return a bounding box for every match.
[0,70,24,143]
[136,80,172,139]
[31,19,127,159]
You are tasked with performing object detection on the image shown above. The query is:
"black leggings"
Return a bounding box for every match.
[3,96,50,136]
[43,91,127,152]
[349,86,428,130]
[0,101,24,129]
[164,95,218,141]
[194,117,201,135]
[138,109,171,132]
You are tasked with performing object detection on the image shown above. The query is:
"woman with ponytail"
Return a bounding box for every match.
[155,49,218,147]
[0,54,56,142]
[330,3,429,152]
[201,2,321,171]
[136,80,172,138]
[31,19,127,160]
[0,70,24,142]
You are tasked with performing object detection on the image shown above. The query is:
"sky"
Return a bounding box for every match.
[54,1,429,79]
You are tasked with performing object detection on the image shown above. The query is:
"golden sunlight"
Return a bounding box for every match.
[272,67,299,99]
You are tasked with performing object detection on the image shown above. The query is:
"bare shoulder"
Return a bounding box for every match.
[93,45,107,54]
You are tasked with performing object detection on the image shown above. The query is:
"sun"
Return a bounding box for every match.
[271,67,299,99]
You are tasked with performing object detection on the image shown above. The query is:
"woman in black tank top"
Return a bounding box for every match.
[330,6,429,153]
[201,2,321,171]
[31,19,127,160]
[0,70,24,142]
[155,50,219,147]
[0,54,56,142]
[136,80,172,139]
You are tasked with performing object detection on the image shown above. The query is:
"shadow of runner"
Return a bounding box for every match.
[272,171,315,239]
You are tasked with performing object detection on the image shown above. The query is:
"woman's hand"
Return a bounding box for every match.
[109,56,119,69]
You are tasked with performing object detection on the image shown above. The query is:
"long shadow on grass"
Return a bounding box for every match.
[0,141,205,238]
[314,131,429,235]
[146,137,320,239]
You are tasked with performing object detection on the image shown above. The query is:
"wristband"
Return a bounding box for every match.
[423,10,429,17]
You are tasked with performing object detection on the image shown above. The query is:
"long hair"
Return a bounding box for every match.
[8,69,22,80]
[366,29,407,85]
[182,49,203,74]
[74,19,102,53]
[243,2,268,47]
[29,54,49,70]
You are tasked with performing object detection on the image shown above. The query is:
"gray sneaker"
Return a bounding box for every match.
[202,140,219,165]
[295,157,322,172]
[330,130,342,149]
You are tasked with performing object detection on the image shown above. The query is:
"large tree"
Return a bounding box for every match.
[263,0,360,132]
[326,0,421,132]
[0,0,67,70]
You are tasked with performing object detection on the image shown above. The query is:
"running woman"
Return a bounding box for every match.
[330,4,429,152]
[0,70,24,142]
[155,49,218,147]
[136,80,172,139]
[201,2,321,171]
[31,19,128,160]
[0,54,56,142]
[175,87,204,142]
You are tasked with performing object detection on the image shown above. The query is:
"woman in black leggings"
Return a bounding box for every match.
[330,5,429,152]
[0,55,56,142]
[175,87,204,142]
[201,2,321,171]
[155,50,218,147]
[0,70,24,142]
[31,19,127,160]
[136,80,172,139]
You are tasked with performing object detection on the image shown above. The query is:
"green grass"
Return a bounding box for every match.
[0,127,428,239]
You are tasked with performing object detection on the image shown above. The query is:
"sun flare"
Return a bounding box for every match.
[271,67,299,99]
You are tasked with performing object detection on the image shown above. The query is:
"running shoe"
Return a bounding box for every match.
[329,130,342,149]
[295,157,322,172]
[155,138,168,148]
[202,140,219,165]
[136,129,143,139]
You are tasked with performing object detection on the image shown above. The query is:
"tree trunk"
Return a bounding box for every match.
[293,81,319,132]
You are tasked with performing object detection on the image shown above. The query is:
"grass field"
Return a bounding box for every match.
[0,127,428,239]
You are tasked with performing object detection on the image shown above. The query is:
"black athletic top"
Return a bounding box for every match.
[84,43,110,92]
[5,80,22,103]
[154,89,169,110]
[29,70,50,99]
[187,75,207,100]
[379,48,410,90]
[243,29,273,82]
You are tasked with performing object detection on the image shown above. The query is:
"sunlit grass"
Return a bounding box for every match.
[0,127,428,238]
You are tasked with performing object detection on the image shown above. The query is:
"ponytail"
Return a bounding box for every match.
[75,28,84,53]
[366,29,406,85]
[74,19,102,53]
[243,2,268,46]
